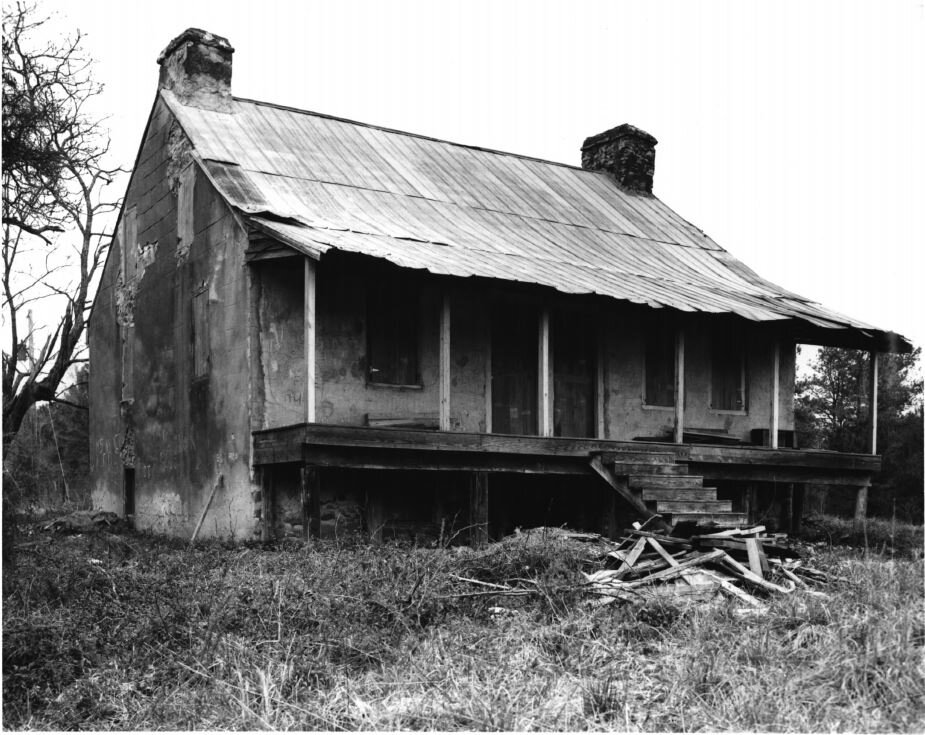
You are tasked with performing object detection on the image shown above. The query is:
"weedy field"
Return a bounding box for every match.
[2,516,923,731]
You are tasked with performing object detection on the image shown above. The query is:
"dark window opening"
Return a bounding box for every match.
[553,312,596,437]
[712,330,746,410]
[645,319,675,407]
[491,302,538,435]
[367,279,420,385]
[123,467,135,525]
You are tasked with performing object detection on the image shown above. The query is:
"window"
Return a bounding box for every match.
[645,320,675,407]
[711,330,746,411]
[367,279,420,386]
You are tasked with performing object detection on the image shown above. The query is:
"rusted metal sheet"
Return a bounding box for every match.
[165,91,910,348]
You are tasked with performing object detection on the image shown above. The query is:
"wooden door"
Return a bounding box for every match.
[491,303,538,435]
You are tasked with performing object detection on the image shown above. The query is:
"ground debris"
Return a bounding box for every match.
[42,510,126,534]
[584,524,833,611]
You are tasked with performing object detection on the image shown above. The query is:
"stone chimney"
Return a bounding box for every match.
[157,29,234,112]
[581,124,658,195]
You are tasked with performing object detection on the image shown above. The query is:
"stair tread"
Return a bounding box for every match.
[655,500,733,513]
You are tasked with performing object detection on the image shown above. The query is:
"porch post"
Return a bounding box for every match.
[770,340,780,449]
[304,258,317,423]
[300,466,321,539]
[469,471,489,548]
[439,294,451,431]
[539,308,553,437]
[674,328,685,443]
[596,323,606,438]
[869,351,879,454]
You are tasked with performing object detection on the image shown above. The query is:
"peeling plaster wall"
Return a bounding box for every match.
[89,97,257,539]
[315,259,442,426]
[601,310,795,442]
[254,259,305,428]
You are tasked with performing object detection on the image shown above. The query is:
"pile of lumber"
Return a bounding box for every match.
[585,524,836,610]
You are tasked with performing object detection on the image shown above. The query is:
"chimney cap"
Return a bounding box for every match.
[157,28,234,65]
[581,123,657,152]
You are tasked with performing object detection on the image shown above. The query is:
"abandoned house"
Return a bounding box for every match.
[88,28,913,542]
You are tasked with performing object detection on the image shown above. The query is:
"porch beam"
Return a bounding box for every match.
[539,308,553,437]
[596,323,606,438]
[439,294,451,431]
[674,328,685,443]
[869,351,879,454]
[304,258,317,423]
[770,340,780,449]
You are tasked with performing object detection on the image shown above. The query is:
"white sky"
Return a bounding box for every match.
[36,0,925,350]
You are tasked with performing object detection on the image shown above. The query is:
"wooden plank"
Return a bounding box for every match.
[641,487,717,501]
[744,538,768,578]
[539,308,552,437]
[439,294,451,431]
[689,464,875,486]
[655,500,733,514]
[770,340,780,449]
[596,323,606,439]
[869,351,878,454]
[589,456,668,531]
[719,552,792,593]
[674,328,685,444]
[618,550,725,588]
[623,529,693,549]
[189,474,223,547]
[300,445,591,474]
[470,472,489,548]
[628,474,704,489]
[668,512,749,525]
[696,525,765,538]
[613,537,648,579]
[304,258,316,423]
[597,450,680,465]
[251,424,883,478]
[300,466,321,539]
[646,537,681,567]
[698,569,764,607]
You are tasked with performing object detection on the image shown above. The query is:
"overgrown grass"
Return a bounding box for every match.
[801,513,924,559]
[3,522,923,731]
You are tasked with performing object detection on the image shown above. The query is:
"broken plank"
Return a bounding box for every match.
[624,529,693,550]
[613,537,647,579]
[696,525,766,538]
[614,550,725,589]
[719,552,793,593]
[745,537,769,578]
[698,570,764,607]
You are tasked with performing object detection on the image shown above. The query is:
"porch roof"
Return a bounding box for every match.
[163,91,911,353]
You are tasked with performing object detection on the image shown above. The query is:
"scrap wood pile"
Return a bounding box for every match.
[585,523,839,610]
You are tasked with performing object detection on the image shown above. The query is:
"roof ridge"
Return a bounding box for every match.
[231,95,598,174]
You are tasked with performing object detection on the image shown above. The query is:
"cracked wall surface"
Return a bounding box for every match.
[90,96,258,539]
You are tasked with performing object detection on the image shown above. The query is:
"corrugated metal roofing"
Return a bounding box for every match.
[162,90,910,348]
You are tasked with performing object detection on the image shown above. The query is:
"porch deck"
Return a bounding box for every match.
[252,423,880,487]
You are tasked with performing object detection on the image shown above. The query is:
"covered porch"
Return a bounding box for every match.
[251,424,880,543]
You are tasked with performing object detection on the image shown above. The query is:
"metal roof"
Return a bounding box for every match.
[162,90,911,351]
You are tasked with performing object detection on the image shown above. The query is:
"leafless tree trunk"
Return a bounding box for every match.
[2,2,124,450]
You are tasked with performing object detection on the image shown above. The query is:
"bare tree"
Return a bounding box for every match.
[2,2,123,449]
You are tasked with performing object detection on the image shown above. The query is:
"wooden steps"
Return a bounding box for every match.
[593,449,746,530]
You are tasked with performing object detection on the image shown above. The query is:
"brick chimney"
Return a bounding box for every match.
[581,124,658,195]
[157,29,234,112]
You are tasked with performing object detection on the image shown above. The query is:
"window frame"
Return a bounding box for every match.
[643,318,676,409]
[366,276,422,388]
[710,329,747,413]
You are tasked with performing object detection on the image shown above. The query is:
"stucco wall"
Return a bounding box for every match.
[89,97,257,539]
